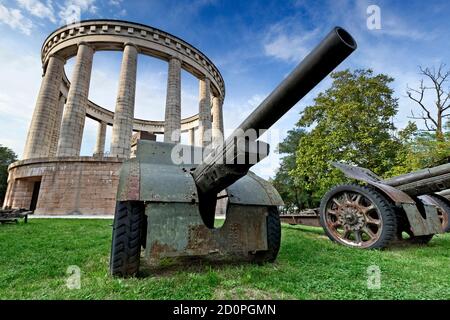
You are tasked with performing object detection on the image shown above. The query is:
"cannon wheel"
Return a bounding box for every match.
[428,194,450,233]
[253,206,281,263]
[110,201,146,277]
[320,184,397,249]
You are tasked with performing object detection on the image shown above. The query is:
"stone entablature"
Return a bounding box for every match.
[43,19,225,99]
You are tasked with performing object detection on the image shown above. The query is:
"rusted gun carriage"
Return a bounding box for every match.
[319,163,450,249]
[109,27,357,276]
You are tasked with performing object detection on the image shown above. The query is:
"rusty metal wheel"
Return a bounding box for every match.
[320,184,397,249]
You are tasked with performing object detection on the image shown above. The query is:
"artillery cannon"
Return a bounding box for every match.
[319,162,450,249]
[109,26,357,276]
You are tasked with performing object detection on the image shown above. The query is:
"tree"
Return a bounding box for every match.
[0,145,17,206]
[407,64,450,140]
[272,128,312,212]
[388,120,450,176]
[291,69,406,206]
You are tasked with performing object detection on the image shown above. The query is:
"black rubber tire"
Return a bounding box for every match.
[253,206,281,263]
[427,194,450,233]
[320,184,397,249]
[109,201,146,277]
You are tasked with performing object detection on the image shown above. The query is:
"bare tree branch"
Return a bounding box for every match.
[407,63,450,137]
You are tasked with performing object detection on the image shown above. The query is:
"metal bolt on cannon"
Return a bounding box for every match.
[109,27,357,276]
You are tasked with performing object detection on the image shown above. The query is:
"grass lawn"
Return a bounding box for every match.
[1,218,450,299]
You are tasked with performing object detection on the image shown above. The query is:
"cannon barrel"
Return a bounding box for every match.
[193,26,357,197]
[382,163,450,196]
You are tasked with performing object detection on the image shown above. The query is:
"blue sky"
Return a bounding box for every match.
[0,0,449,178]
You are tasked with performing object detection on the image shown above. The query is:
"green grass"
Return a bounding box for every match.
[1,219,450,299]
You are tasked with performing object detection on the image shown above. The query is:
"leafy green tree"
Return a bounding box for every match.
[0,145,17,206]
[272,128,312,212]
[388,120,450,175]
[291,69,406,206]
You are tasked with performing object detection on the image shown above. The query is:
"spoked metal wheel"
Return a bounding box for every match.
[320,184,397,249]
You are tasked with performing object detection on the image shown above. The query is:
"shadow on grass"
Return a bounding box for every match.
[282,224,325,236]
[137,256,260,278]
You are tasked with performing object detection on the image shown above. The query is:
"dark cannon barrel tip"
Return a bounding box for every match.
[334,26,357,49]
[193,25,358,197]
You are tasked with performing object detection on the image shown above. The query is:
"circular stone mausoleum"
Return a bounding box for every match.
[3,20,225,215]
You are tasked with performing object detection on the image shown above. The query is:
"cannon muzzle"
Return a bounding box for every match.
[193,27,357,200]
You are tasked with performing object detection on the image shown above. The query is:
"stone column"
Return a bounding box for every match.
[23,55,65,159]
[48,95,66,157]
[110,43,138,158]
[93,121,107,156]
[189,128,195,146]
[164,57,181,143]
[211,96,224,147]
[57,43,94,156]
[198,77,211,148]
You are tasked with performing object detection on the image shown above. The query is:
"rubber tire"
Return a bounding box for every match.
[253,206,281,263]
[110,201,145,277]
[427,194,450,233]
[319,184,397,249]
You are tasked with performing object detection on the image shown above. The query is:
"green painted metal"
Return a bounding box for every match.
[144,203,268,264]
[117,140,283,206]
[227,172,284,206]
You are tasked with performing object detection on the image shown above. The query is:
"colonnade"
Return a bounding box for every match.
[23,42,224,160]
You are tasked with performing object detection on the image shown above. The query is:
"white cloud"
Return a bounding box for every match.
[116,8,126,17]
[16,0,56,23]
[108,0,122,6]
[0,39,42,156]
[58,0,97,25]
[3,0,126,34]
[247,94,265,108]
[0,4,33,35]
[264,23,320,63]
[354,0,432,41]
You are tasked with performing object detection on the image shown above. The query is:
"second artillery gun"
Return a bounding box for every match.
[319,162,450,249]
[109,27,357,276]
